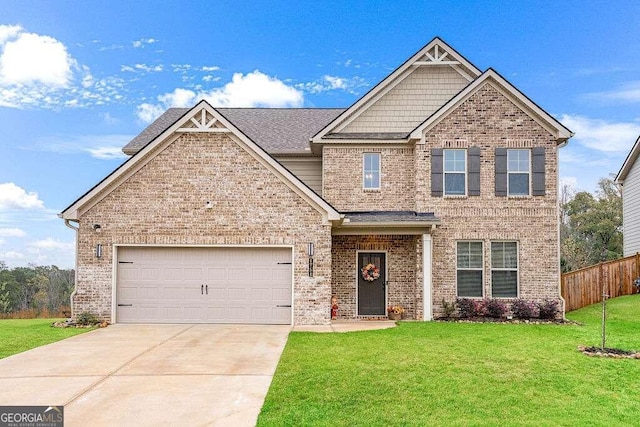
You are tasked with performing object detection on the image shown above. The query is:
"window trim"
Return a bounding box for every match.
[490,241,519,298]
[443,149,467,197]
[362,152,381,190]
[507,149,531,197]
[456,240,484,298]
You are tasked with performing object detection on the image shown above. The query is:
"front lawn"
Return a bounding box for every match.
[258,295,640,426]
[0,319,94,359]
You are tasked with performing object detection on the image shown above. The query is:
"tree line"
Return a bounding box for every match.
[560,175,623,273]
[0,262,74,315]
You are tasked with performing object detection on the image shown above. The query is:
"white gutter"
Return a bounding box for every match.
[62,218,79,320]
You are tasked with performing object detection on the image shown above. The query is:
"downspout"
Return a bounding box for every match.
[63,218,79,320]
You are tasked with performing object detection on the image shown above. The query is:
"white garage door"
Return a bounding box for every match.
[116,247,292,324]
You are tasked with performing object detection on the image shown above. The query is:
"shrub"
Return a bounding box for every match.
[484,298,508,318]
[538,300,560,320]
[456,298,475,318]
[511,299,539,319]
[76,311,98,326]
[441,299,456,318]
[456,298,486,318]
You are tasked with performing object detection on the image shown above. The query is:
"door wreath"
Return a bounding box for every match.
[361,263,380,281]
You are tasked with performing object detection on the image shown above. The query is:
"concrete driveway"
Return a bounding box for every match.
[0,324,290,426]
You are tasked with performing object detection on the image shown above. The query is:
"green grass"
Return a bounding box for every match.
[0,319,95,359]
[258,295,640,426]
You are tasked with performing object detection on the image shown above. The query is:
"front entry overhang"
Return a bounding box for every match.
[332,211,440,235]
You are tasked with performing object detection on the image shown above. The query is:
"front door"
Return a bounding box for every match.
[357,252,386,315]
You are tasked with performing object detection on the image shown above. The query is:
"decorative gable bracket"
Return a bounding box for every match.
[412,44,460,66]
[176,108,231,133]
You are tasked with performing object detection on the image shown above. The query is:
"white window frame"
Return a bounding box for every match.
[507,149,531,196]
[456,240,484,298]
[490,241,519,298]
[443,149,467,196]
[363,152,381,190]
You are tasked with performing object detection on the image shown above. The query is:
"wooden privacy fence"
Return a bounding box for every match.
[561,253,640,312]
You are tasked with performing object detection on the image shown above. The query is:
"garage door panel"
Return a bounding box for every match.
[117,247,292,324]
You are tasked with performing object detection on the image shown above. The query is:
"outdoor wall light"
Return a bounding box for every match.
[307,242,314,257]
[92,224,102,232]
[95,244,103,259]
[205,201,213,209]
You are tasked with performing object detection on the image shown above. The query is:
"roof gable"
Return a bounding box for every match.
[408,68,573,142]
[616,135,640,183]
[123,108,345,156]
[61,101,341,222]
[312,37,482,143]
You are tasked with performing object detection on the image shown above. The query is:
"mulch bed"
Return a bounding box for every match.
[435,317,578,325]
[578,345,640,359]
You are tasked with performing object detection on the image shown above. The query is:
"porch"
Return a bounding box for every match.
[330,211,439,321]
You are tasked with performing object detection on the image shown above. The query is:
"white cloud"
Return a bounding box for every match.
[84,146,128,160]
[205,70,303,107]
[296,74,368,95]
[132,38,157,48]
[0,183,44,210]
[28,238,74,251]
[0,26,125,109]
[0,24,21,44]
[0,250,25,261]
[121,63,164,73]
[559,114,640,152]
[136,70,304,123]
[136,103,166,123]
[27,134,131,160]
[0,26,74,87]
[585,81,640,103]
[0,228,26,237]
[201,66,220,72]
[158,88,196,107]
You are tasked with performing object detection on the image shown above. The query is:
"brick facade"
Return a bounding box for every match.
[324,84,562,320]
[66,47,568,324]
[74,132,333,325]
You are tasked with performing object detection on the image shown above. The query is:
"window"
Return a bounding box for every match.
[444,149,466,196]
[363,153,380,189]
[491,242,518,297]
[507,149,530,196]
[456,241,483,297]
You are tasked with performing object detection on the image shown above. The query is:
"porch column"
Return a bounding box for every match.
[422,233,433,321]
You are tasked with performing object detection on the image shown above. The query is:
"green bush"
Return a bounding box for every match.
[76,311,98,326]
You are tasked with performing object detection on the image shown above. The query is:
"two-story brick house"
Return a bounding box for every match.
[60,38,572,325]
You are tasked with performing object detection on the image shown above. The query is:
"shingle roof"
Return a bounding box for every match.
[343,211,440,223]
[122,107,346,155]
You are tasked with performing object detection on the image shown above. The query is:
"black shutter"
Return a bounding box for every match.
[468,147,481,196]
[431,148,443,197]
[532,147,546,196]
[495,148,507,197]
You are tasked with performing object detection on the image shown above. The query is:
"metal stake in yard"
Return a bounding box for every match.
[601,290,608,350]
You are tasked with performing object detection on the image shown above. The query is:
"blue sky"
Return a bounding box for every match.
[1,1,639,268]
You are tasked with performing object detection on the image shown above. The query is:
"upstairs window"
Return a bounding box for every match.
[507,149,530,196]
[363,153,380,190]
[444,149,466,196]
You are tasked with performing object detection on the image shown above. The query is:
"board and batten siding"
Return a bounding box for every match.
[623,157,640,256]
[339,66,469,134]
[276,157,323,195]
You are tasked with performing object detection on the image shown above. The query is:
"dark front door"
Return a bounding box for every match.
[358,252,386,315]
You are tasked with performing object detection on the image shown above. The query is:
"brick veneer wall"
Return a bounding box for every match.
[416,84,562,317]
[322,147,415,211]
[331,235,418,319]
[74,132,332,325]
